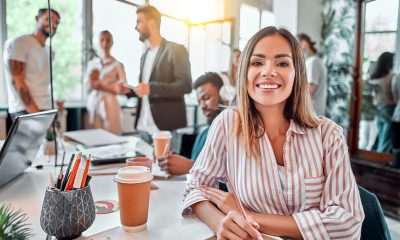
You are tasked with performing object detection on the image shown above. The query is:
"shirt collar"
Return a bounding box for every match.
[287,119,306,135]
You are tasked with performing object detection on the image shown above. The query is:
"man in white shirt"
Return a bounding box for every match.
[3,8,60,121]
[297,33,327,116]
[118,5,192,140]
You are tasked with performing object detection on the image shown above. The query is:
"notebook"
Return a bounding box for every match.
[64,129,126,147]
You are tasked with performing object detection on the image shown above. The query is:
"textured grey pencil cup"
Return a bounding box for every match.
[40,185,96,239]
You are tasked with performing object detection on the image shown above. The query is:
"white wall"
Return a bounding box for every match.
[271,0,323,46]
[297,0,324,47]
[224,0,273,48]
[273,0,298,34]
[0,0,8,108]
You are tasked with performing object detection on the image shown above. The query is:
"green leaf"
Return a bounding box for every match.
[0,204,33,240]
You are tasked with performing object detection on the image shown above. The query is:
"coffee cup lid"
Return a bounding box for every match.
[152,131,172,139]
[115,166,153,184]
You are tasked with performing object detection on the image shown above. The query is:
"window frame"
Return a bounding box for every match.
[349,0,399,162]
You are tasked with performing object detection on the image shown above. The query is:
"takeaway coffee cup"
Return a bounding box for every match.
[115,166,153,232]
[152,131,172,159]
[126,156,153,170]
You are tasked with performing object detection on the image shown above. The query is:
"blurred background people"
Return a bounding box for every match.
[117,5,192,142]
[85,30,127,134]
[297,33,327,116]
[158,72,224,175]
[368,52,396,153]
[391,74,400,167]
[3,8,60,121]
[219,48,241,104]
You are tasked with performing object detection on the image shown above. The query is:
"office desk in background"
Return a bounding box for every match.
[0,168,213,240]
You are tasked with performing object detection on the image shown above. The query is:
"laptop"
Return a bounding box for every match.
[0,110,57,188]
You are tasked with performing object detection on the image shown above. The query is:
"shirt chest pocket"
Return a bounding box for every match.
[304,175,324,209]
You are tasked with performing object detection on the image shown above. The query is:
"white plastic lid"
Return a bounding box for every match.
[115,166,153,184]
[152,131,172,140]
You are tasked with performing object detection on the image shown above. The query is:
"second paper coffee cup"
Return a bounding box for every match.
[115,166,153,232]
[152,131,172,159]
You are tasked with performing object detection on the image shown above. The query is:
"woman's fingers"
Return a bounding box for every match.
[158,158,168,168]
[229,212,262,240]
[223,218,250,239]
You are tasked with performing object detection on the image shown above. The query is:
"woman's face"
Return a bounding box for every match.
[99,33,113,52]
[247,34,295,110]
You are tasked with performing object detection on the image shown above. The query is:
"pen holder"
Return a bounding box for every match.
[40,185,96,239]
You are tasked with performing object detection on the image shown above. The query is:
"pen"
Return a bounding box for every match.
[49,172,55,188]
[61,153,75,191]
[226,175,250,221]
[65,152,82,191]
[80,154,91,188]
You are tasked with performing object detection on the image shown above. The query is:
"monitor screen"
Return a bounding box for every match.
[0,110,57,188]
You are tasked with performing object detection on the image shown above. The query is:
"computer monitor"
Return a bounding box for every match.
[0,110,57,188]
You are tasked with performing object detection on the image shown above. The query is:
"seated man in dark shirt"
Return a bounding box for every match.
[158,72,226,175]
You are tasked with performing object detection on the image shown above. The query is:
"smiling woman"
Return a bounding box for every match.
[182,26,364,240]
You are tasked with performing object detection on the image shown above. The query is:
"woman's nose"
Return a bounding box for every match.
[261,62,276,77]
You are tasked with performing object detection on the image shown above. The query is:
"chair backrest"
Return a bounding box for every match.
[359,186,392,240]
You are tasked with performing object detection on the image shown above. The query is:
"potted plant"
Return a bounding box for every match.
[44,128,56,155]
[0,204,33,240]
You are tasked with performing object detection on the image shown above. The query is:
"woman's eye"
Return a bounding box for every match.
[251,61,262,66]
[277,62,289,67]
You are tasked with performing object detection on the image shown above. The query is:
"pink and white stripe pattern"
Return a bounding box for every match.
[182,109,364,240]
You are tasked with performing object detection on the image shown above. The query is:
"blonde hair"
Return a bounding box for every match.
[234,26,321,159]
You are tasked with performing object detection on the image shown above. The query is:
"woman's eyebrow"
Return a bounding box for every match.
[251,53,292,59]
[274,53,292,59]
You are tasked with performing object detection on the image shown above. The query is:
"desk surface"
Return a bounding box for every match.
[0,168,213,240]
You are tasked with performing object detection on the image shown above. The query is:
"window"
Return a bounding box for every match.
[92,0,142,86]
[261,10,276,28]
[161,16,188,48]
[363,0,399,75]
[239,4,260,50]
[239,5,275,51]
[189,22,231,80]
[5,1,83,101]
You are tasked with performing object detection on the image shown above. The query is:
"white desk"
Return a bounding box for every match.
[0,168,213,240]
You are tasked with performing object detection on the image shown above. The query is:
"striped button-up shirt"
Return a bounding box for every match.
[183,109,364,240]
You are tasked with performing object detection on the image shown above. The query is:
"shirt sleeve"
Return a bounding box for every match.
[4,37,27,63]
[149,44,192,98]
[293,121,365,240]
[182,112,228,216]
[307,57,322,85]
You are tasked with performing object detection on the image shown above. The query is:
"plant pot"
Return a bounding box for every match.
[44,140,56,155]
[40,185,96,239]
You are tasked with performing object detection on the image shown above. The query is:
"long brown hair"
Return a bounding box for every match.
[234,26,320,159]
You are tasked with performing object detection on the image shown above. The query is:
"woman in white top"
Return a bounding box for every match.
[183,27,364,239]
[85,30,127,134]
[368,52,396,153]
[392,74,400,150]
[219,49,241,104]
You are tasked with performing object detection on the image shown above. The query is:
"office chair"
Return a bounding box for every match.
[359,186,392,240]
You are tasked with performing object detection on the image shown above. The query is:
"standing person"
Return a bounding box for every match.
[297,33,327,116]
[118,5,192,140]
[219,48,241,104]
[392,74,400,167]
[3,8,61,121]
[158,72,224,175]
[368,52,396,153]
[85,30,127,135]
[183,27,364,239]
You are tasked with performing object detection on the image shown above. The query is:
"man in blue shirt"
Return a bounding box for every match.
[158,72,225,175]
